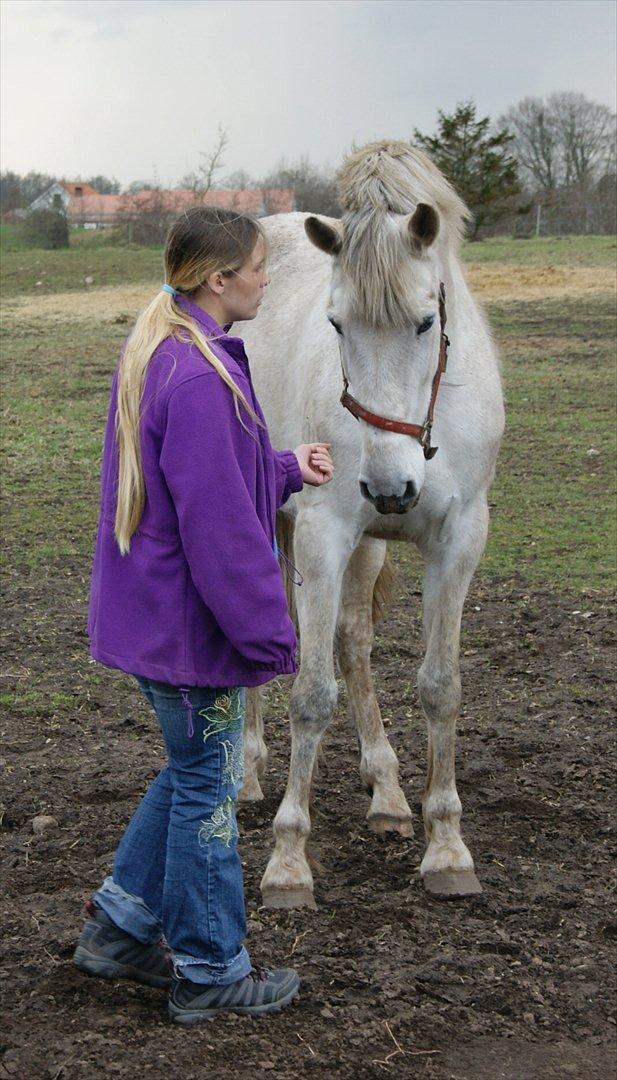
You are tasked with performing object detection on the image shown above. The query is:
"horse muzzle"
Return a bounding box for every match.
[359,480,419,515]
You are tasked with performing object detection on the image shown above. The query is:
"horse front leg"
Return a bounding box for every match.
[261,508,354,910]
[418,498,489,899]
[238,685,268,802]
[337,535,413,836]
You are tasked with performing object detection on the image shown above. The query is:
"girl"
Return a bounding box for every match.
[73,206,334,1024]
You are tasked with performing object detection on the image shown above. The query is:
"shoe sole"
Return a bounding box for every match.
[168,980,300,1024]
[73,945,171,989]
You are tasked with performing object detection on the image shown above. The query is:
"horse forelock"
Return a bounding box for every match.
[335,140,471,329]
[340,210,426,329]
[337,139,470,232]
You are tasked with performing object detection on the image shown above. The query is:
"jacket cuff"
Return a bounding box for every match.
[280,450,304,495]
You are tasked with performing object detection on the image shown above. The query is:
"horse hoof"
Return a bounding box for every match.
[368,813,414,838]
[261,887,318,911]
[423,868,482,899]
[238,779,264,802]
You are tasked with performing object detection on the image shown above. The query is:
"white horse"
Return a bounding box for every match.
[237,141,504,907]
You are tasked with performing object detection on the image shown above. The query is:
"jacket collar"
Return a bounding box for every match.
[175,293,250,375]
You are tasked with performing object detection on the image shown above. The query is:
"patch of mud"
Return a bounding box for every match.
[1,565,615,1078]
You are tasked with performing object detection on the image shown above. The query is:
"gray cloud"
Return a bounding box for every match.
[1,0,615,186]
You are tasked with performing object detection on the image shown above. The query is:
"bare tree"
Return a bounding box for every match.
[224,168,256,190]
[499,92,616,192]
[261,156,339,216]
[550,92,616,187]
[498,97,560,191]
[181,124,228,198]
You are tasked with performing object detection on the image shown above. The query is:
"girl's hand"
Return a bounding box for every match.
[294,442,334,487]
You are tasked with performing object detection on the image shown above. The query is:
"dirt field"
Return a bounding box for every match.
[1,563,615,1079]
[1,241,615,1077]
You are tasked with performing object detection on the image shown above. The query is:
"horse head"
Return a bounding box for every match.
[305,202,445,515]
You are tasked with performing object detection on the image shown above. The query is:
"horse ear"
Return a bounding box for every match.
[406,203,439,250]
[305,215,343,256]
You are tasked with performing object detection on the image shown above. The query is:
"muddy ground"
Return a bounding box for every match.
[1,558,615,1080]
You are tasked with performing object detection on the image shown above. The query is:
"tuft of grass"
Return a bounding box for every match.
[0,690,76,709]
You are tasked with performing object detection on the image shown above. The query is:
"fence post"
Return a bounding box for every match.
[535,204,542,237]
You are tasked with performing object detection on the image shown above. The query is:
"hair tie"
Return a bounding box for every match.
[161,283,178,297]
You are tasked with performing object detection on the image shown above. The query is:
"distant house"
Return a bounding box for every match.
[28,182,295,227]
[29,181,99,213]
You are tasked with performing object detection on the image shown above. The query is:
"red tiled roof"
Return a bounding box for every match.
[62,182,98,196]
[68,188,294,220]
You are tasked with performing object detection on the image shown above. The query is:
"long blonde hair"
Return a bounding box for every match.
[115,206,266,555]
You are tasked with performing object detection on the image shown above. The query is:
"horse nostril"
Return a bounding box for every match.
[360,480,418,508]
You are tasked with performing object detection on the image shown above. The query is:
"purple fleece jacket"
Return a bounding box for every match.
[87,295,304,688]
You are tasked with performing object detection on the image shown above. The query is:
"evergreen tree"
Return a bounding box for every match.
[413,102,521,238]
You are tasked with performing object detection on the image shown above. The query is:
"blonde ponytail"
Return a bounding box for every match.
[114,287,265,555]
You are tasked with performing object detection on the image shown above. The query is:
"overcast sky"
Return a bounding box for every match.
[1,0,615,188]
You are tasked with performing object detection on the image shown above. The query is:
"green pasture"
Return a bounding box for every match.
[0,237,615,594]
[1,229,615,299]
[0,242,163,298]
[460,233,617,268]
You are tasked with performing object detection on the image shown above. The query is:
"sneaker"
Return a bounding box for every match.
[73,900,172,989]
[168,964,300,1024]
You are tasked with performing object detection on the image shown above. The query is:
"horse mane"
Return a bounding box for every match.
[336,140,472,328]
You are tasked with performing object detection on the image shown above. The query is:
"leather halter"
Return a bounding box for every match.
[339,281,450,460]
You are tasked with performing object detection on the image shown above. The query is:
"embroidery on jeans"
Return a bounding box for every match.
[221,737,244,787]
[198,689,244,744]
[197,796,239,848]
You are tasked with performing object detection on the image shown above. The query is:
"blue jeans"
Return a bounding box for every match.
[93,677,252,986]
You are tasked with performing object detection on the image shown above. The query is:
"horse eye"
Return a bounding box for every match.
[328,316,343,336]
[417,315,435,335]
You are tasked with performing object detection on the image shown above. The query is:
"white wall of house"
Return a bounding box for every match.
[29,184,70,212]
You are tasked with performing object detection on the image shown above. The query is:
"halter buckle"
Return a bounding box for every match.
[421,423,438,460]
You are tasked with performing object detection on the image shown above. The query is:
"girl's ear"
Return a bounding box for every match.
[206,270,225,295]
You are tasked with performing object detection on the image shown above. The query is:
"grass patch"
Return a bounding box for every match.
[0,288,615,592]
[1,235,615,300]
[0,246,163,298]
[461,234,617,268]
[0,690,76,710]
[482,294,615,589]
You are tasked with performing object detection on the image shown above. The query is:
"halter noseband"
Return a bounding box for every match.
[338,281,450,460]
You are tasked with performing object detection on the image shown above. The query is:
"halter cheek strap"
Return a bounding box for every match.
[339,281,450,460]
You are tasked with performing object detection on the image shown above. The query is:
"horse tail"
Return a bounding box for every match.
[372,550,398,625]
[275,513,299,630]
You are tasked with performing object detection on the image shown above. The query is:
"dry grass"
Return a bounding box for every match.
[467,262,616,301]
[1,283,154,325]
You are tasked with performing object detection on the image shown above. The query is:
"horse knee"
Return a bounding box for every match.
[418,663,461,720]
[290,677,338,734]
